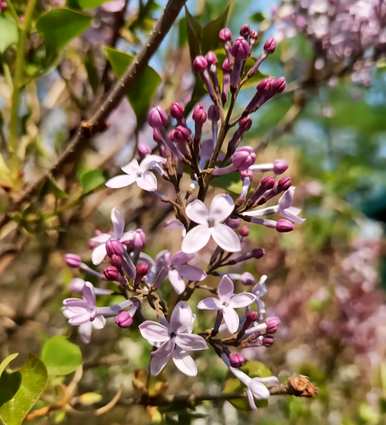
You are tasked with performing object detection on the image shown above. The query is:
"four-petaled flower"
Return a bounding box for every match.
[197,275,255,333]
[105,155,166,192]
[229,365,279,409]
[277,187,305,224]
[139,301,208,376]
[90,208,134,265]
[182,194,241,254]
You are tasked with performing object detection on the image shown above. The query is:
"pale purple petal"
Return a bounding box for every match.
[121,159,140,175]
[278,187,295,210]
[230,293,255,308]
[79,322,93,344]
[247,388,257,410]
[185,199,209,224]
[181,224,211,254]
[137,171,157,191]
[68,312,91,326]
[90,233,110,245]
[105,174,136,188]
[120,230,134,243]
[282,207,305,224]
[217,275,234,301]
[63,298,87,308]
[92,315,106,330]
[141,154,166,171]
[139,321,170,344]
[197,297,222,310]
[91,244,107,265]
[175,333,208,351]
[150,339,175,376]
[211,223,241,252]
[176,264,206,282]
[168,269,186,294]
[170,301,193,333]
[111,208,125,239]
[209,193,235,223]
[257,377,280,386]
[249,378,270,399]
[101,0,125,12]
[171,251,194,266]
[222,306,240,333]
[172,352,197,376]
[82,282,96,307]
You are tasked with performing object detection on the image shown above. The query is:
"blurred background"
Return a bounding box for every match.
[0,0,385,423]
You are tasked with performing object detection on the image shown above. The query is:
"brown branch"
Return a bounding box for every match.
[0,0,187,229]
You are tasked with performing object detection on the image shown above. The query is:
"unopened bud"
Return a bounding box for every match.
[65,253,81,268]
[206,51,217,65]
[110,254,123,267]
[238,116,252,132]
[230,37,251,60]
[106,239,125,257]
[208,105,220,122]
[222,58,232,73]
[193,55,208,72]
[273,159,288,175]
[239,225,249,237]
[219,27,232,42]
[266,316,280,334]
[246,310,258,322]
[240,24,250,38]
[251,248,264,258]
[232,146,256,170]
[226,217,241,229]
[104,265,121,281]
[263,335,275,346]
[170,102,185,120]
[260,176,275,190]
[173,125,191,142]
[148,106,168,128]
[136,262,150,276]
[276,219,294,233]
[264,37,277,54]
[229,352,246,368]
[115,311,133,328]
[192,104,207,124]
[138,143,151,158]
[127,229,146,250]
[277,176,292,191]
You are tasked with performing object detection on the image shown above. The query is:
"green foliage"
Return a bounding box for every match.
[79,169,106,194]
[212,172,242,194]
[41,336,82,376]
[0,356,48,425]
[78,0,108,8]
[0,354,19,380]
[0,14,18,53]
[36,8,92,59]
[104,47,161,125]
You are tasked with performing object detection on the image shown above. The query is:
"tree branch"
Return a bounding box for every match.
[1,0,187,228]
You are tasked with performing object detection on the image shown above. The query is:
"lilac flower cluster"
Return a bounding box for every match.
[274,0,386,84]
[62,25,304,409]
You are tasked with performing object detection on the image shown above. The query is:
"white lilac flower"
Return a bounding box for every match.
[181,194,241,254]
[197,275,255,333]
[139,301,208,376]
[105,155,166,192]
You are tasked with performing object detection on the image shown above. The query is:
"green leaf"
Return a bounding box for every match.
[78,0,108,8]
[212,172,242,194]
[0,15,18,53]
[251,11,266,23]
[37,8,92,53]
[79,169,105,194]
[0,354,18,379]
[241,360,272,378]
[41,336,82,376]
[104,47,161,125]
[0,356,48,425]
[223,377,249,410]
[201,2,232,53]
[47,177,68,199]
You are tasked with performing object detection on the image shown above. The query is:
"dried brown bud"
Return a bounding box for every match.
[287,375,318,398]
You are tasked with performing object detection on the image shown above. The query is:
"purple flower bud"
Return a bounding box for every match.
[110,254,123,267]
[170,102,185,120]
[240,169,253,179]
[193,55,208,72]
[273,159,288,175]
[226,217,241,229]
[229,352,246,368]
[277,176,292,191]
[65,253,81,268]
[115,310,133,328]
[175,125,191,142]
[206,51,217,65]
[251,248,264,258]
[153,128,163,144]
[266,316,280,334]
[127,229,146,250]
[231,146,256,171]
[106,239,125,257]
[250,30,258,40]
[260,176,276,190]
[208,105,220,121]
[246,310,258,322]
[219,27,232,42]
[138,143,151,158]
[192,104,207,124]
[230,37,251,60]
[136,262,150,276]
[104,265,121,281]
[240,24,251,38]
[273,77,286,93]
[148,106,168,128]
[238,116,252,132]
[222,58,232,73]
[262,335,274,346]
[0,0,6,11]
[264,37,277,54]
[276,219,294,233]
[239,225,249,237]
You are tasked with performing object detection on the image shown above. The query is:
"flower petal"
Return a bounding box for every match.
[247,388,257,410]
[175,333,208,351]
[111,208,125,239]
[230,293,255,309]
[150,339,174,376]
[176,264,206,282]
[168,269,186,295]
[137,171,158,191]
[105,174,136,189]
[91,243,107,265]
[79,322,93,344]
[197,297,222,310]
[185,199,209,224]
[68,312,91,326]
[249,378,270,399]
[139,321,169,344]
[82,282,96,307]
[172,352,197,376]
[90,233,110,245]
[92,315,106,330]
[209,193,235,223]
[171,251,194,266]
[211,223,241,252]
[170,301,193,333]
[278,187,295,210]
[222,306,240,334]
[141,154,166,171]
[121,159,140,175]
[217,275,234,301]
[181,224,211,254]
